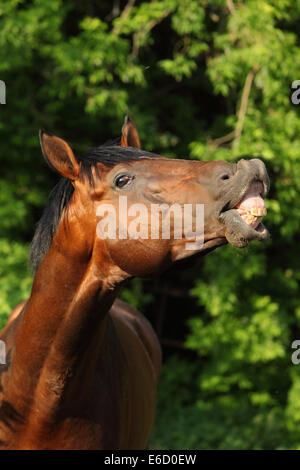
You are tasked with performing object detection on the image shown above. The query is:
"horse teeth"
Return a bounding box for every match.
[248,207,266,217]
[243,207,267,222]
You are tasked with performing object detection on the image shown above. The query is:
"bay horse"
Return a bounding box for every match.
[0,117,269,449]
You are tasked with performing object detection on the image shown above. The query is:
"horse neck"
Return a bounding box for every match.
[6,227,125,421]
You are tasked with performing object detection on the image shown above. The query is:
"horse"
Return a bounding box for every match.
[0,116,270,449]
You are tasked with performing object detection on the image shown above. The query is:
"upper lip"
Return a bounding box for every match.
[219,177,268,218]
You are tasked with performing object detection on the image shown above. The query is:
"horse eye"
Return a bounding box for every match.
[220,174,230,181]
[115,174,133,189]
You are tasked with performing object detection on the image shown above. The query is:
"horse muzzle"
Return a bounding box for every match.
[218,158,270,247]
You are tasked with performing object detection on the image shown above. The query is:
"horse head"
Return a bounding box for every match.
[37,117,269,281]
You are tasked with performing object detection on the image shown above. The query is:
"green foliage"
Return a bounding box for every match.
[0,0,300,449]
[152,355,291,449]
[0,239,32,329]
[120,278,153,309]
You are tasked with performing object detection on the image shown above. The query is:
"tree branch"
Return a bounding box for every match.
[232,67,258,152]
[226,0,235,14]
[208,130,237,149]
[208,67,258,150]
[112,0,136,36]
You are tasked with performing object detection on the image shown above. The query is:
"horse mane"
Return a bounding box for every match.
[29,142,161,273]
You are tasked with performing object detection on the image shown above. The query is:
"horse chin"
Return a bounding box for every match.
[219,209,269,248]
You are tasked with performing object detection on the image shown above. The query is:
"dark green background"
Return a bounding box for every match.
[0,0,300,449]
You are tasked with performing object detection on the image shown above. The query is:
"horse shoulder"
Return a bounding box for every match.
[109,299,162,383]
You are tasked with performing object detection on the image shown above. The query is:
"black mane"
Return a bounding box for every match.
[29,144,161,273]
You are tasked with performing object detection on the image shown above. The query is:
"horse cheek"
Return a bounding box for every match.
[106,238,171,276]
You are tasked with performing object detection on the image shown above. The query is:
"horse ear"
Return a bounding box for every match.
[120,115,141,149]
[39,130,80,180]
